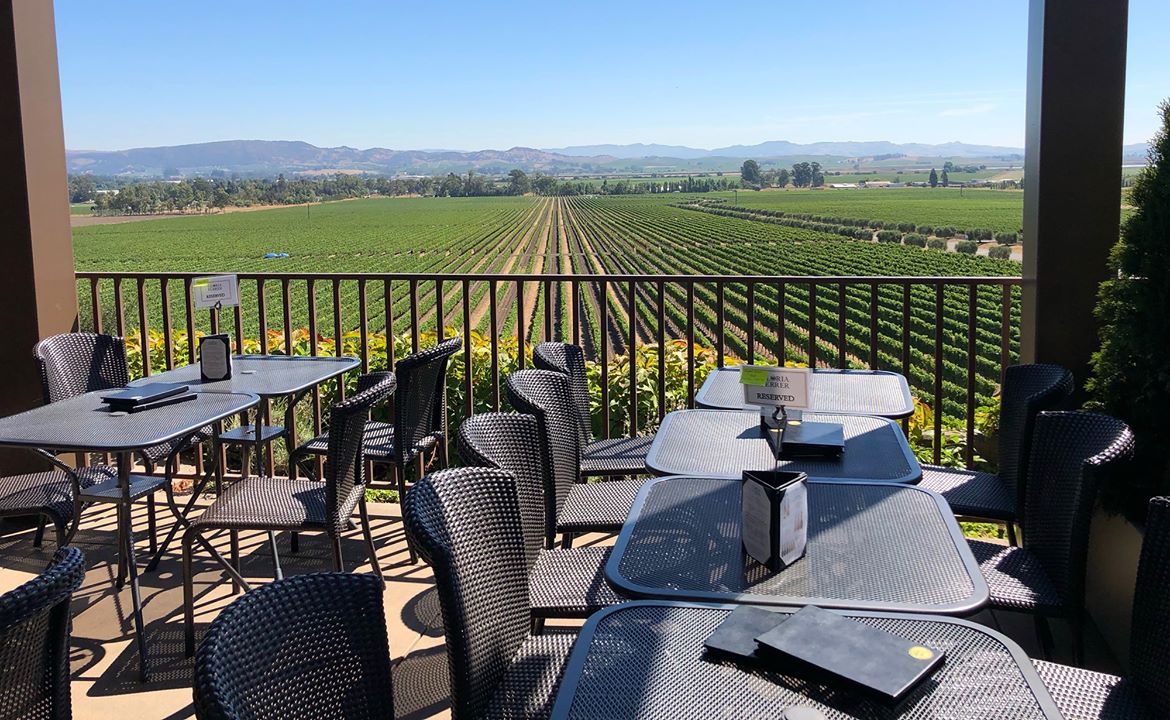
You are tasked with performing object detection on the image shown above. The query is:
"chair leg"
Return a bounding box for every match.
[413,453,425,483]
[229,530,241,595]
[1034,615,1054,660]
[182,528,198,657]
[438,434,449,469]
[1071,612,1085,666]
[290,531,300,554]
[115,509,128,590]
[267,531,284,581]
[52,518,67,549]
[147,495,158,555]
[1006,522,1019,547]
[561,532,575,549]
[331,535,344,572]
[396,463,418,565]
[358,498,383,581]
[33,516,46,548]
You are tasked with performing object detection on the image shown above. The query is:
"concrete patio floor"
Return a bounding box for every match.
[0,488,1123,720]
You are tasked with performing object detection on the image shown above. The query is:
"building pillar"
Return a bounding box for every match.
[1020,0,1128,381]
[0,1,78,471]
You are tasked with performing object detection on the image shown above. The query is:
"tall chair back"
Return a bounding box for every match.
[393,338,461,463]
[0,546,85,720]
[504,369,581,546]
[33,333,129,404]
[403,467,531,720]
[456,413,546,568]
[1023,411,1134,616]
[532,342,592,448]
[998,364,1074,520]
[1131,496,1170,714]
[324,374,396,534]
[194,572,393,720]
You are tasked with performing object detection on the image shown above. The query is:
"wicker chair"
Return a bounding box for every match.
[504,369,647,546]
[193,572,393,720]
[457,413,622,618]
[402,467,574,720]
[182,374,396,656]
[291,337,460,562]
[1032,496,1170,720]
[967,411,1135,664]
[0,546,85,720]
[533,342,653,478]
[919,363,1073,542]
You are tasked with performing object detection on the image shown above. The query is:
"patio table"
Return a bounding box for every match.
[549,601,1063,720]
[696,367,914,418]
[606,477,987,614]
[645,409,921,483]
[0,389,259,681]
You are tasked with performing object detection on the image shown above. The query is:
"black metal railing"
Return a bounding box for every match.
[76,271,1022,465]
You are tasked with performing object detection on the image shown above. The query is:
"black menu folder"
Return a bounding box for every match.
[754,605,944,702]
[101,384,193,413]
[704,606,788,661]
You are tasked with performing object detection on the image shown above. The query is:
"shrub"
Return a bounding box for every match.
[994,231,1018,245]
[852,228,873,240]
[876,230,901,243]
[955,240,978,254]
[903,233,927,248]
[937,226,957,238]
[987,245,1012,260]
[1089,98,1170,518]
[917,225,935,235]
[971,228,994,241]
[927,238,948,250]
[897,222,917,233]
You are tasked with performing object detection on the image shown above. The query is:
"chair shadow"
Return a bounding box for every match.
[86,622,207,697]
[393,645,450,720]
[400,585,440,635]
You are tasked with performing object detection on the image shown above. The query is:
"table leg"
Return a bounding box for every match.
[117,453,150,682]
[254,408,264,477]
[147,429,222,572]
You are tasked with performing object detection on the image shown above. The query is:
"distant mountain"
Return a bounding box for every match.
[66,138,1039,179]
[549,140,1026,160]
[1123,143,1150,161]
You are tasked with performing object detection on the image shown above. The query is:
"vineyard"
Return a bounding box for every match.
[75,193,1021,423]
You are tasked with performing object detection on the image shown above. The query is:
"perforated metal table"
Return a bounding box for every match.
[549,602,1063,720]
[645,409,921,483]
[607,477,986,614]
[0,390,260,681]
[696,367,915,418]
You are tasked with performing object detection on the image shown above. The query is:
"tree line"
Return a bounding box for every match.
[740,159,826,189]
[68,169,743,214]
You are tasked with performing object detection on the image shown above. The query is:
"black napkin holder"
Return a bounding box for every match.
[741,469,808,571]
[199,334,233,382]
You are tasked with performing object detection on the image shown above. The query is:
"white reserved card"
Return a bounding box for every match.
[740,366,811,409]
[193,274,240,310]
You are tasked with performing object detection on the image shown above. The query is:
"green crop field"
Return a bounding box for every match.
[74,192,1021,419]
[720,187,1026,234]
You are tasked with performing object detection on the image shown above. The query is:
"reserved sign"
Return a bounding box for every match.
[193,274,240,310]
[739,366,811,409]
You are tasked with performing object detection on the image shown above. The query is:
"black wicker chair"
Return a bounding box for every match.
[505,369,648,547]
[1032,495,1170,720]
[457,412,622,619]
[182,374,396,656]
[402,467,574,720]
[533,342,653,478]
[0,546,85,720]
[919,363,1073,542]
[291,338,460,562]
[193,572,393,720]
[967,411,1135,664]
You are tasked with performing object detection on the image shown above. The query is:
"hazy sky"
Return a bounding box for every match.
[55,1,1169,151]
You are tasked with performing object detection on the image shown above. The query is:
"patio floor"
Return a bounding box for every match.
[0,486,1124,720]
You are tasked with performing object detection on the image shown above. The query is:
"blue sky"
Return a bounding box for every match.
[55,1,1169,151]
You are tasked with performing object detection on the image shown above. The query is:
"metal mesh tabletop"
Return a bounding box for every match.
[645,410,920,482]
[130,355,358,398]
[0,391,259,452]
[697,367,915,418]
[608,478,985,613]
[550,602,1062,720]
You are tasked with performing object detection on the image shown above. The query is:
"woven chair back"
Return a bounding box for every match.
[403,467,530,720]
[0,546,85,720]
[34,333,129,404]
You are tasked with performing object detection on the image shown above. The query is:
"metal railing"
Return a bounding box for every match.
[76,271,1022,465]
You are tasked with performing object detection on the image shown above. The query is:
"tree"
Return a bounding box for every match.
[1089,99,1170,516]
[777,168,790,188]
[929,168,939,188]
[810,161,824,188]
[941,168,950,187]
[791,162,813,188]
[68,174,97,203]
[740,159,761,185]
